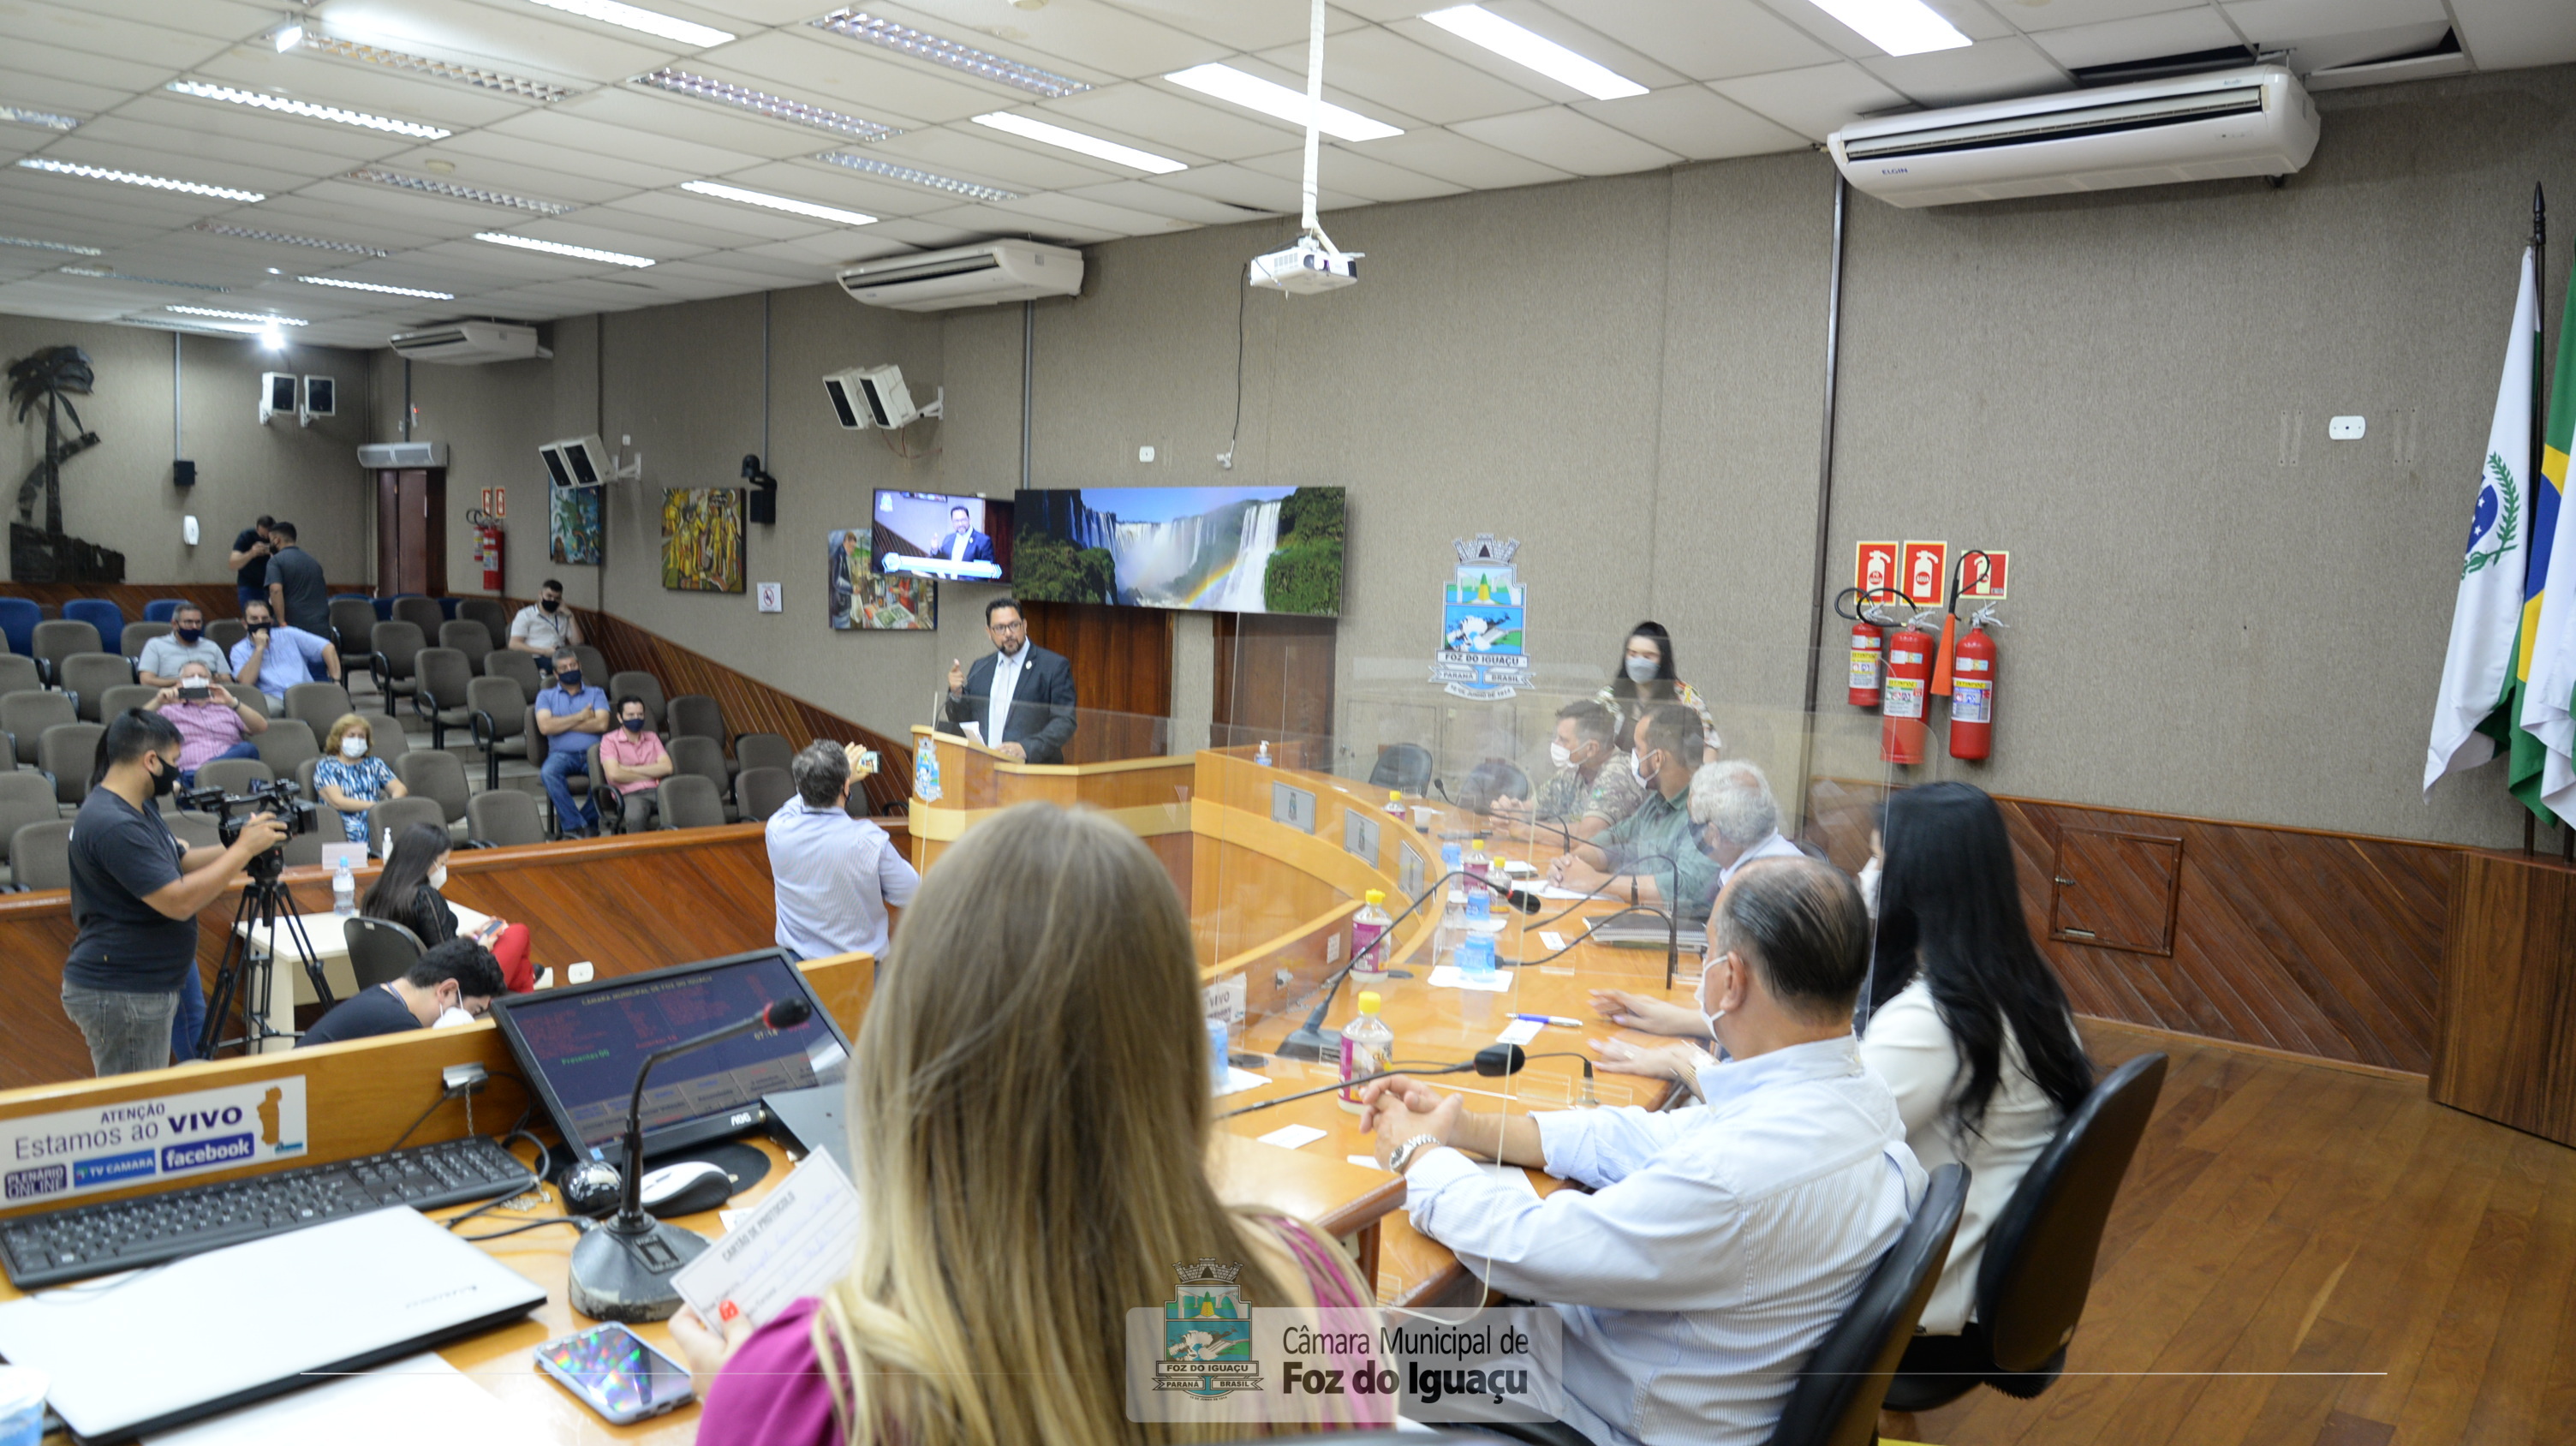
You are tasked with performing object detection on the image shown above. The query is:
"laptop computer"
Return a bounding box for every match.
[763,1083,852,1183]
[0,1207,544,1443]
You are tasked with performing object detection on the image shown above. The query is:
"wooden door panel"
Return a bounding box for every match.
[2050,827,2182,955]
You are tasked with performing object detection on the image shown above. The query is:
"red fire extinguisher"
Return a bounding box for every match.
[1947,606,2002,762]
[469,510,505,593]
[1836,587,1906,708]
[1881,612,1935,765]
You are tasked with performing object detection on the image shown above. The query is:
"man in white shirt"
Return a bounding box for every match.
[940,504,994,565]
[1690,760,1807,898]
[508,578,582,675]
[1361,857,1923,1446]
[766,739,919,960]
[941,597,1077,763]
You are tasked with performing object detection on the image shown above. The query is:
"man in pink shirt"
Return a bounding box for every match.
[146,660,267,786]
[597,695,673,833]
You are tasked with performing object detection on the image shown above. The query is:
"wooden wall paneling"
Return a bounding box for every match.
[1016,600,1172,763]
[0,581,248,625]
[2048,828,2184,954]
[0,898,90,1088]
[2430,851,2576,1144]
[1213,613,1337,750]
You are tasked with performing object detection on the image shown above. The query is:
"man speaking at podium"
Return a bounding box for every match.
[943,597,1076,764]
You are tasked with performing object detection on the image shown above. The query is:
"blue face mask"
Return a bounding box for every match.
[558,671,581,690]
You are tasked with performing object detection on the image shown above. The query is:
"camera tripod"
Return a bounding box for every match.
[196,866,335,1059]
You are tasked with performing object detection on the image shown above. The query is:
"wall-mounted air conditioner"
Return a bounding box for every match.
[357,441,448,468]
[835,241,1082,312]
[1828,65,2317,208]
[387,321,551,364]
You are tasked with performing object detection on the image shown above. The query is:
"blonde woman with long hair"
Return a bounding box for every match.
[676,803,1381,1445]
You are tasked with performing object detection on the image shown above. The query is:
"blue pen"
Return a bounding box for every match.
[1514,1013,1583,1028]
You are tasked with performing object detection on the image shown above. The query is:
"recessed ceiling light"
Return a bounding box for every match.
[815,152,1018,202]
[0,235,103,256]
[167,305,307,326]
[524,0,733,49]
[344,168,573,214]
[1164,63,1401,142]
[60,266,230,291]
[1799,0,1971,57]
[971,112,1184,174]
[1420,5,1648,100]
[271,21,304,53]
[301,33,575,104]
[680,180,876,226]
[474,232,655,267]
[191,222,391,258]
[635,70,899,140]
[811,11,1088,99]
[166,81,451,140]
[300,274,456,300]
[1,104,81,130]
[15,158,264,202]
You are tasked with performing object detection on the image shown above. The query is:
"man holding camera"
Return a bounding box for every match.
[64,710,287,1076]
[147,660,266,786]
[230,598,339,702]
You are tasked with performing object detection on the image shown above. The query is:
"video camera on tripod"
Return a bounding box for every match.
[177,779,318,879]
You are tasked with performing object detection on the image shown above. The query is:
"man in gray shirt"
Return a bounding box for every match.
[263,520,331,636]
[135,602,230,686]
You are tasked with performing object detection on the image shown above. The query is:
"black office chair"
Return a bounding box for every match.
[1458,758,1533,815]
[343,916,426,989]
[1368,743,1434,794]
[1881,1053,2168,1413]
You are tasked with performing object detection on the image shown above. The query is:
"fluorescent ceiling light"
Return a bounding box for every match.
[0,235,103,256]
[1420,5,1648,100]
[635,70,898,140]
[680,180,875,226]
[192,222,389,258]
[345,168,573,214]
[167,305,306,326]
[272,22,304,53]
[301,33,574,104]
[816,152,1017,202]
[2,104,81,130]
[524,0,732,49]
[1163,63,1401,141]
[166,81,450,139]
[60,266,230,291]
[15,158,264,202]
[811,11,1088,99]
[1801,0,1971,56]
[474,231,655,267]
[300,274,455,300]
[972,112,1184,174]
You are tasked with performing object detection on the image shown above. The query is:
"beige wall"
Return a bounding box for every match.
[0,315,373,589]
[260,63,2576,847]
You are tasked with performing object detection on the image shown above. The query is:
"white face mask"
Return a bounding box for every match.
[1631,750,1658,786]
[339,735,368,758]
[1624,654,1659,684]
[1548,740,1573,770]
[1856,858,1881,918]
[1698,953,1731,1042]
[429,864,449,890]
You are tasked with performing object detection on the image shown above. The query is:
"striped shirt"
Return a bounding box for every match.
[1404,1036,1923,1446]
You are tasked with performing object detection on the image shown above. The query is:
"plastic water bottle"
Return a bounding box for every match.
[1351,889,1392,979]
[1432,842,1466,964]
[1339,990,1392,1114]
[1384,789,1406,818]
[331,861,355,917]
[1464,838,1493,903]
[1460,934,1498,982]
[1207,1018,1231,1092]
[1255,740,1272,767]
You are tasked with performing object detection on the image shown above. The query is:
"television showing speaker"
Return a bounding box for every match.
[1011,486,1344,616]
[869,489,1010,583]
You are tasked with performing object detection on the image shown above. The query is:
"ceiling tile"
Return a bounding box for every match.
[909,200,1122,244]
[981,189,1196,236]
[586,191,848,248]
[1248,29,1541,125]
[1386,16,1671,105]
[0,36,190,93]
[690,32,1011,127]
[1049,81,1339,163]
[1575,86,1807,161]
[312,0,679,83]
[486,103,774,174]
[1065,178,1284,224]
[863,0,1221,80]
[2256,21,2454,71]
[1710,60,1911,140]
[408,132,686,193]
[736,232,923,267]
[1472,0,1693,87]
[187,51,542,132]
[1537,0,1843,81]
[1348,128,1575,188]
[3,2,235,69]
[571,87,849,164]
[1449,107,1683,176]
[88,101,418,166]
[725,158,964,216]
[853,124,1127,191]
[1993,0,2220,33]
[0,65,146,118]
[1236,147,1467,203]
[486,215,713,261]
[2219,0,2445,43]
[1753,0,2018,55]
[1093,0,1373,53]
[2448,0,2576,69]
[1859,36,2072,106]
[1148,160,1373,212]
[2027,8,2243,68]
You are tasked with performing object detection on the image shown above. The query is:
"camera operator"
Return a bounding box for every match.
[63,710,287,1076]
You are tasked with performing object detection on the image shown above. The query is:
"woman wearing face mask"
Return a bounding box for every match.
[1595,621,1719,760]
[361,822,535,993]
[315,714,407,845]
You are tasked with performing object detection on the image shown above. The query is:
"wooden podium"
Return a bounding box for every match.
[904,725,1194,875]
[2431,849,2576,1147]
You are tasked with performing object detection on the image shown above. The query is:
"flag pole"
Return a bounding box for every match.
[2530,182,2546,857]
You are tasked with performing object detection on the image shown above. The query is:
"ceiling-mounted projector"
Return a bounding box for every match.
[1249,236,1359,295]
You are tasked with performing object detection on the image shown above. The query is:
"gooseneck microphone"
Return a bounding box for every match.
[568,996,814,1323]
[1276,869,1541,1064]
[1224,1041,1541,1117]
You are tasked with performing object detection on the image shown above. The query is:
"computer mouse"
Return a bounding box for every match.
[640,1161,734,1218]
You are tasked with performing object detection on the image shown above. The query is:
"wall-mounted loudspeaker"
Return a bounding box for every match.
[259,372,296,425]
[299,375,335,427]
[540,435,611,488]
[173,460,196,487]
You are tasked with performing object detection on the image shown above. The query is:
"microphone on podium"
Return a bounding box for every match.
[567,996,814,1323]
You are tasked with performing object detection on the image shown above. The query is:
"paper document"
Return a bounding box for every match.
[146,1354,536,1446]
[962,721,983,744]
[1495,1019,1542,1047]
[1531,885,1594,901]
[1215,1067,1271,1097]
[1538,932,1568,952]
[1257,1124,1327,1150]
[672,1152,862,1329]
[1427,965,1514,994]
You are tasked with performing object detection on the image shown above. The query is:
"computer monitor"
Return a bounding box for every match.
[870,489,1012,583]
[492,950,853,1165]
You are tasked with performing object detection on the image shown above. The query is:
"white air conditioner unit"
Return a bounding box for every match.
[357,441,448,468]
[387,321,552,364]
[836,241,1082,312]
[1828,65,2317,209]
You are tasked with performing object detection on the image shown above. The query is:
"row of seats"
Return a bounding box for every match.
[0,592,474,656]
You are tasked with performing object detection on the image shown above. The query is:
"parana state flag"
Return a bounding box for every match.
[2425,248,2537,793]
[2513,253,2576,822]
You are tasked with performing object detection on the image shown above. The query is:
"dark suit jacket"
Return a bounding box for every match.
[939,529,995,565]
[943,643,1076,763]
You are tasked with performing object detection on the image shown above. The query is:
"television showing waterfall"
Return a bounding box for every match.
[1011,487,1344,617]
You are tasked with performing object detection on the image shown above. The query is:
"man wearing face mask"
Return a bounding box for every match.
[230,598,340,702]
[1684,761,1806,917]
[1360,858,1921,1446]
[535,647,612,838]
[1545,703,1703,909]
[1494,700,1641,845]
[63,709,288,1075]
[296,939,506,1048]
[136,603,231,687]
[597,695,675,834]
[509,578,583,675]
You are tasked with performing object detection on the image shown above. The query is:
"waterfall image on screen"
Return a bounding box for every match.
[1011,487,1343,616]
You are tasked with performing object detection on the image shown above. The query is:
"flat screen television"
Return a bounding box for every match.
[1010,486,1343,616]
[869,490,1012,583]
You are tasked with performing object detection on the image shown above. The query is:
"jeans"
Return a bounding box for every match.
[179,741,261,788]
[63,983,181,1077]
[542,749,598,835]
[237,584,265,611]
[617,791,658,834]
[172,965,207,1061]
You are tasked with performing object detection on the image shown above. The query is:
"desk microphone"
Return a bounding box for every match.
[1276,869,1541,1064]
[568,995,814,1323]
[1224,1042,1540,1117]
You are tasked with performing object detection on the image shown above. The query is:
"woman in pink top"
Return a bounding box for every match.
[673,804,1382,1446]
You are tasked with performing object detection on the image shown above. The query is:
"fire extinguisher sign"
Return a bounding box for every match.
[480,487,506,519]
[1899,541,1947,606]
[1959,550,2008,600]
[1853,541,1899,599]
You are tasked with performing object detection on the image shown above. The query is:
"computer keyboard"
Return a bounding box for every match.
[0,1134,535,1290]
